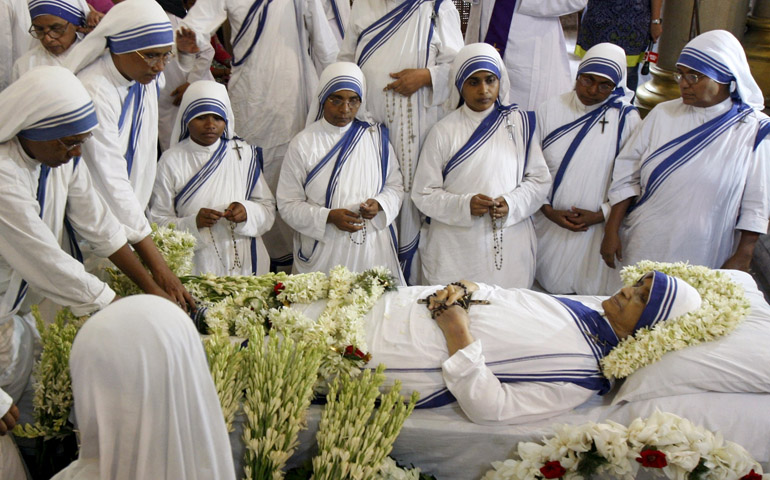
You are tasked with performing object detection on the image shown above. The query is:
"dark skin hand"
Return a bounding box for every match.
[328,209,364,232]
[541,205,604,232]
[197,208,223,228]
[224,202,247,223]
[721,231,760,272]
[359,199,380,220]
[171,82,190,106]
[0,405,19,435]
[384,68,432,96]
[600,197,633,268]
[176,26,200,54]
[471,195,509,219]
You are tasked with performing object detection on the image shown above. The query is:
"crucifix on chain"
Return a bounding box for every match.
[599,115,609,134]
[233,142,243,160]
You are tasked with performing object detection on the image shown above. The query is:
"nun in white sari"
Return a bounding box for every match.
[534,43,641,295]
[11,0,92,79]
[277,62,404,284]
[149,80,276,276]
[51,295,235,479]
[604,30,770,275]
[412,43,551,289]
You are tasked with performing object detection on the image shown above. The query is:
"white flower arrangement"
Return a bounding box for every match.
[601,261,750,378]
[241,325,324,479]
[313,364,419,480]
[482,411,766,480]
[13,307,88,439]
[203,333,244,432]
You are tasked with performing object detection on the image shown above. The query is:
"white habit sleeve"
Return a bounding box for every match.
[423,1,463,109]
[369,139,404,231]
[277,138,331,241]
[442,339,595,425]
[232,169,277,238]
[66,162,128,258]
[80,77,152,244]
[501,130,551,227]
[411,124,476,228]
[0,185,115,315]
[149,156,206,249]
[736,138,770,234]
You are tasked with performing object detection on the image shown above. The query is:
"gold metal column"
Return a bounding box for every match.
[635,0,751,116]
[743,0,770,109]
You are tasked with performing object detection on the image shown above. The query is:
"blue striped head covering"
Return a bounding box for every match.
[64,0,173,74]
[171,80,234,146]
[446,43,510,110]
[577,42,633,104]
[308,61,367,124]
[577,43,625,87]
[28,0,89,26]
[634,271,702,331]
[676,30,764,110]
[1,66,97,143]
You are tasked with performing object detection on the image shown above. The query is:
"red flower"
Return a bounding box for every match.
[741,470,763,480]
[273,282,285,295]
[540,461,566,479]
[342,345,371,362]
[636,449,668,468]
[343,345,365,359]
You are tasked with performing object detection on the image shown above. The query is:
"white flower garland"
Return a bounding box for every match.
[601,261,750,378]
[483,411,765,480]
[184,265,397,385]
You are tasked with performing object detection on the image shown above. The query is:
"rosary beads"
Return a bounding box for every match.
[210,221,242,272]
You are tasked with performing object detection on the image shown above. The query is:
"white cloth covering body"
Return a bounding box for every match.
[12,37,82,80]
[609,98,770,273]
[158,13,215,152]
[465,0,585,110]
[77,53,159,243]
[412,104,551,288]
[0,139,125,413]
[277,118,405,282]
[0,0,31,91]
[150,137,276,276]
[180,0,338,268]
[337,0,464,284]
[534,91,640,295]
[322,0,349,46]
[51,295,235,480]
[292,285,607,425]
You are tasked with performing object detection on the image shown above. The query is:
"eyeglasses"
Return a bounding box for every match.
[28,23,70,40]
[57,133,93,153]
[134,50,175,68]
[673,72,706,86]
[577,75,616,94]
[326,96,361,108]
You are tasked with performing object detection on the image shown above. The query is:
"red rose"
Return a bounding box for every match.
[540,461,566,479]
[741,470,763,480]
[273,282,285,295]
[636,449,668,469]
[343,345,365,359]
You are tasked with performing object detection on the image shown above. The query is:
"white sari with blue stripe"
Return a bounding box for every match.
[150,137,276,276]
[412,103,551,288]
[291,284,614,424]
[609,98,770,270]
[277,118,404,283]
[338,0,463,284]
[534,90,640,295]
